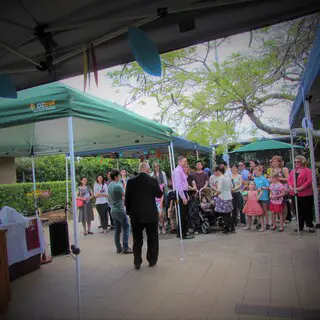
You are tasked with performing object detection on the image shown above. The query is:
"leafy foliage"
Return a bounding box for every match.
[0,181,70,216]
[107,15,319,141]
[15,154,209,184]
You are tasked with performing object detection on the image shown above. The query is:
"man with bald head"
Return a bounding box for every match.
[125,162,163,269]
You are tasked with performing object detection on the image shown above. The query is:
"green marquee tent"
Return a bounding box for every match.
[229,139,304,153]
[0,81,173,316]
[0,82,172,157]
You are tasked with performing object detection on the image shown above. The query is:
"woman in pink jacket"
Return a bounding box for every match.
[288,155,315,233]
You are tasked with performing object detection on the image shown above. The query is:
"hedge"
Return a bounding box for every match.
[0,181,71,216]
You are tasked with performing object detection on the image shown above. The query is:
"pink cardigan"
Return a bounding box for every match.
[288,167,313,197]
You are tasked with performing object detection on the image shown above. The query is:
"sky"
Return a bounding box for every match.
[61,31,291,142]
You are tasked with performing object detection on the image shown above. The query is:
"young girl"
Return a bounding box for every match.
[242,182,265,231]
[201,195,215,213]
[269,174,285,232]
[156,183,166,234]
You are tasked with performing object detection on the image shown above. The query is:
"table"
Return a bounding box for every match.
[0,218,45,266]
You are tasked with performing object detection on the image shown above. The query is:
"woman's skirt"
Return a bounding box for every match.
[78,202,94,222]
[214,197,233,214]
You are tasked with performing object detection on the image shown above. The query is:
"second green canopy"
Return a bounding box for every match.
[230,139,304,153]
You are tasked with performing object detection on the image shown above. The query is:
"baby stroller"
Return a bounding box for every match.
[198,187,225,233]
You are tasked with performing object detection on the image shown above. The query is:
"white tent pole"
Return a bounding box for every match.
[196,149,199,160]
[116,158,120,170]
[65,155,69,220]
[304,99,320,227]
[168,145,179,229]
[31,156,39,218]
[68,117,82,320]
[170,142,185,261]
[290,131,300,238]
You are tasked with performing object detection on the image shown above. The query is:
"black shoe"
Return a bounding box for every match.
[98,225,102,229]
[266,224,270,230]
[309,227,315,233]
[222,230,230,234]
[123,248,133,254]
[134,264,141,270]
[294,228,303,232]
[116,248,123,254]
[256,223,261,230]
[149,262,157,267]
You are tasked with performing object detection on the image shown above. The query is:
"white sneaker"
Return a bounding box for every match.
[243,226,251,230]
[258,228,266,232]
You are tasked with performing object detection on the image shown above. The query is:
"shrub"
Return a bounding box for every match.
[0,181,71,216]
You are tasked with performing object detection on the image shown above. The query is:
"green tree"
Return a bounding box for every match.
[107,15,319,144]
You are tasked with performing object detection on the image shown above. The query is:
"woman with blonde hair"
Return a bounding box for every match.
[288,155,315,233]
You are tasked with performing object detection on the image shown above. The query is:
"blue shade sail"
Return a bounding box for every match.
[128,27,162,77]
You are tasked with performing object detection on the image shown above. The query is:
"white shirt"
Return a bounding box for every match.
[94,183,109,205]
[209,175,220,189]
[150,170,168,186]
[217,176,233,200]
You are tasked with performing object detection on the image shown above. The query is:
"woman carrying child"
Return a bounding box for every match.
[269,174,285,232]
[243,182,265,231]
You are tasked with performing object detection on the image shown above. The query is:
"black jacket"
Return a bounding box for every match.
[125,172,162,223]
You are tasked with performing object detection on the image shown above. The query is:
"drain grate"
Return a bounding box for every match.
[234,304,320,319]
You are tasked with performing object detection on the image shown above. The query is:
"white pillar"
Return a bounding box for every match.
[290,131,300,237]
[168,145,179,229]
[31,156,39,218]
[304,99,320,226]
[65,155,69,220]
[68,117,82,320]
[116,158,120,170]
[170,142,185,261]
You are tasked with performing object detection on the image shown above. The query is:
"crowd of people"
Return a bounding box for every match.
[75,154,315,269]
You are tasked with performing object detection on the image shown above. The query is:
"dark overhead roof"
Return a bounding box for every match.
[1,0,320,91]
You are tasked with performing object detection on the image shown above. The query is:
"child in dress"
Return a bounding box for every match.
[242,182,264,231]
[201,196,215,213]
[269,174,285,232]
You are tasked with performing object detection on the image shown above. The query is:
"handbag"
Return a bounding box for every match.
[77,199,84,208]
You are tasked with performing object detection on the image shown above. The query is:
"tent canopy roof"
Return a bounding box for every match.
[1,0,320,90]
[0,82,172,157]
[75,135,211,157]
[229,139,303,153]
[289,24,320,129]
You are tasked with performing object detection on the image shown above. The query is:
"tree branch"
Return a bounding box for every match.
[254,93,296,106]
[245,109,320,137]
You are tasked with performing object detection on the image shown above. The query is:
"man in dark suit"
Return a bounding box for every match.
[125,162,163,270]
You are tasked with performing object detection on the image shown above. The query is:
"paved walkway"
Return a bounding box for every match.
[3,214,320,320]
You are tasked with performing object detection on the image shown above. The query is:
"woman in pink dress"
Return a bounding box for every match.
[243,182,264,231]
[269,174,285,232]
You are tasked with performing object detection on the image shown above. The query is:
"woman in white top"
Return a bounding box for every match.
[150,161,168,186]
[213,166,235,234]
[94,174,109,233]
